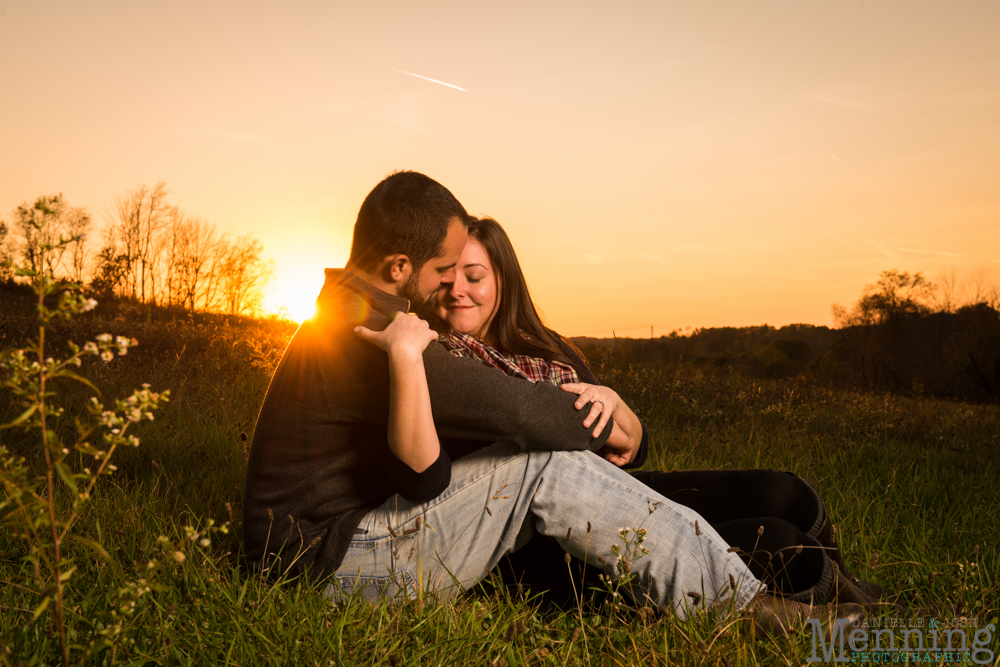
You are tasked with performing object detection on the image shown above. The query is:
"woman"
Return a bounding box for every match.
[364,216,884,610]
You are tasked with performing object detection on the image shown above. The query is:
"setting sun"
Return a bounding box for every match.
[264,267,323,323]
[263,241,349,322]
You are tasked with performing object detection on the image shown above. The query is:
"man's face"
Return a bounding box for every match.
[401,217,468,313]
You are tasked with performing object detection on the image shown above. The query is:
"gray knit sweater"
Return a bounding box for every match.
[242,269,613,579]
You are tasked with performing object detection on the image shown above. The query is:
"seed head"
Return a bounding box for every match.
[564,552,572,564]
[566,527,572,540]
[694,520,701,536]
[587,521,592,533]
[687,591,702,606]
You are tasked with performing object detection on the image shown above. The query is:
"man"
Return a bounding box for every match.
[242,171,859,626]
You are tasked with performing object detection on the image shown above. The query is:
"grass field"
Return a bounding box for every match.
[1,302,998,666]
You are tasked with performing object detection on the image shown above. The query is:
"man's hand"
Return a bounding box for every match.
[597,422,640,467]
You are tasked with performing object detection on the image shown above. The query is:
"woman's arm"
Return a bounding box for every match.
[559,382,644,467]
[355,312,440,472]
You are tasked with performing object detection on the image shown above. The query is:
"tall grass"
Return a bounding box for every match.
[1,302,998,665]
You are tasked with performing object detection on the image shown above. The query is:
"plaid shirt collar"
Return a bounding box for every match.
[438,331,579,386]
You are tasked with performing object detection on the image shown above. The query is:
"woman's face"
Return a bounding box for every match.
[435,237,499,339]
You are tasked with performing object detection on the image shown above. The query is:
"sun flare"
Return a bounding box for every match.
[264,268,323,323]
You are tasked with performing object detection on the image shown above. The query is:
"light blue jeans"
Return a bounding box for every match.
[325,444,762,617]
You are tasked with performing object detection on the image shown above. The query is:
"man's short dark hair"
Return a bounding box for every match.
[347,171,468,273]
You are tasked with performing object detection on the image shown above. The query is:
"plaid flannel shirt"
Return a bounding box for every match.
[438,331,579,386]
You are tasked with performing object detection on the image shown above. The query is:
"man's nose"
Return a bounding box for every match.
[440,267,457,286]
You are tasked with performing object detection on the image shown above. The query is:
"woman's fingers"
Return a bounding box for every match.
[560,382,599,410]
[354,313,438,354]
[353,325,376,342]
[592,404,613,438]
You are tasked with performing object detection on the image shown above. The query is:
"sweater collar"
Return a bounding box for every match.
[318,268,410,317]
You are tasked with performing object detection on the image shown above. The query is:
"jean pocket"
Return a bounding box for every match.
[324,570,417,604]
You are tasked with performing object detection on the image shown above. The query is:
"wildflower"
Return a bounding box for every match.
[101,351,114,362]
[82,298,98,311]
[172,551,186,563]
[96,333,112,343]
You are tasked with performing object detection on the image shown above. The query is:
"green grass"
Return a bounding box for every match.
[2,310,998,665]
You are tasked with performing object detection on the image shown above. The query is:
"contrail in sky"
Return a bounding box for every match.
[390,68,467,92]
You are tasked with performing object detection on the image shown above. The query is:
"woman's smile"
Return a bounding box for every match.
[435,237,498,339]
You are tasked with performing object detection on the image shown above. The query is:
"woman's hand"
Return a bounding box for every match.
[355,312,438,358]
[559,382,621,438]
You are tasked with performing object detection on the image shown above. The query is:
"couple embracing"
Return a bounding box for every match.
[243,171,883,633]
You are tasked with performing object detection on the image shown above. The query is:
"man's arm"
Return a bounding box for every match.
[421,342,624,454]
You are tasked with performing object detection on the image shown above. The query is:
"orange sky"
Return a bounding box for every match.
[2,1,998,335]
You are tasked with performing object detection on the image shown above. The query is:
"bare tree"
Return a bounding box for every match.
[964,267,1000,309]
[0,220,15,281]
[164,212,221,312]
[218,234,275,316]
[62,206,92,283]
[108,183,171,303]
[933,267,961,313]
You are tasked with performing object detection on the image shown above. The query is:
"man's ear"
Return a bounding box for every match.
[381,254,413,285]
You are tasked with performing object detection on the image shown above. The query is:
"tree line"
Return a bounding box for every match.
[575,268,1000,403]
[0,183,273,316]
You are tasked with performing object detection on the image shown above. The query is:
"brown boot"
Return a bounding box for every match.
[748,592,865,637]
[829,565,907,615]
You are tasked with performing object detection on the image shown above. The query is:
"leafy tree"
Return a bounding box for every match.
[8,195,92,282]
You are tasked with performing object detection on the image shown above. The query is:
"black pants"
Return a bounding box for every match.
[498,468,829,606]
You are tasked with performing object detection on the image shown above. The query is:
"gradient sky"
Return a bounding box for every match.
[2,1,998,335]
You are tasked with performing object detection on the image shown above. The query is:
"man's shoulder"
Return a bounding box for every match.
[315,268,404,333]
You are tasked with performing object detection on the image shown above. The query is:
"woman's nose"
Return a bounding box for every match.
[448,275,467,298]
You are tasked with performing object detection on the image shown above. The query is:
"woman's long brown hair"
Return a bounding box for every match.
[466,217,585,374]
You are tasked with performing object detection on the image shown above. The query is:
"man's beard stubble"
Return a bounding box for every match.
[400,272,448,331]
[399,272,436,318]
